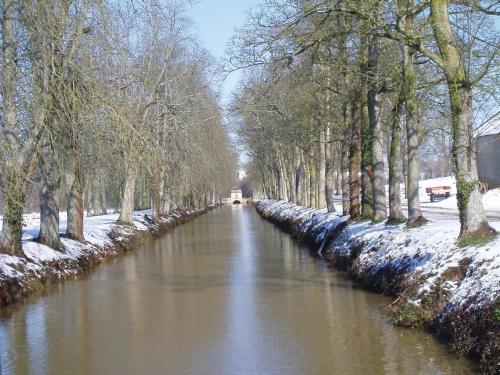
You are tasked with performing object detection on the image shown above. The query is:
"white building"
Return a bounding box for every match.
[230,188,243,203]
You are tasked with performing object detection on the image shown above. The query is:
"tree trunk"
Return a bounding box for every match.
[430,0,494,238]
[84,180,92,216]
[399,0,425,224]
[309,158,317,208]
[152,188,161,220]
[296,157,305,206]
[38,172,63,252]
[162,171,171,212]
[66,171,85,241]
[136,177,147,210]
[91,178,102,216]
[449,86,492,236]
[303,155,310,207]
[335,168,341,196]
[360,35,373,219]
[400,128,408,199]
[387,92,406,224]
[341,134,351,216]
[163,192,171,214]
[0,169,26,256]
[99,177,107,215]
[278,153,290,201]
[318,130,327,209]
[349,98,362,220]
[294,148,303,205]
[361,90,373,219]
[151,172,162,221]
[288,153,297,203]
[117,162,138,225]
[325,126,336,212]
[0,0,25,256]
[278,165,287,201]
[368,36,387,222]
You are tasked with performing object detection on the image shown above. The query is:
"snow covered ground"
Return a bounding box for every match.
[412,176,500,214]
[334,175,500,219]
[0,209,156,263]
[255,197,500,369]
[0,208,206,304]
[339,211,500,310]
[256,197,500,313]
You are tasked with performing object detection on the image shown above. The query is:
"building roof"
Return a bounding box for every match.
[475,115,500,137]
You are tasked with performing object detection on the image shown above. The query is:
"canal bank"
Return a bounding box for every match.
[0,206,217,309]
[254,199,499,374]
[0,205,477,374]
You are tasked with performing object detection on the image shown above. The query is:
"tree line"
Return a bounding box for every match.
[228,0,499,241]
[0,0,237,256]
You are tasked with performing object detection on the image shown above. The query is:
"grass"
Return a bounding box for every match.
[457,221,498,248]
[406,215,429,229]
[394,305,421,328]
[385,217,407,226]
[441,257,472,282]
[457,232,497,248]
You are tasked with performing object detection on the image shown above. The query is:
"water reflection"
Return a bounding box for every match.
[0,206,476,374]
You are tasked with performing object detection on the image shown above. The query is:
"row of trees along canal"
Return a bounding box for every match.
[0,0,237,256]
[228,0,499,242]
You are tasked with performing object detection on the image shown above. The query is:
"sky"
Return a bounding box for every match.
[186,0,257,106]
[186,0,257,172]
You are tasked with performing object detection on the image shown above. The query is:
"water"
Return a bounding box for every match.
[0,205,476,374]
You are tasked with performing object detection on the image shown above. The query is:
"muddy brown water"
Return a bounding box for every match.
[0,205,477,374]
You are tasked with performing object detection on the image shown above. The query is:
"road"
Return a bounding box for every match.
[402,201,500,221]
[333,197,500,221]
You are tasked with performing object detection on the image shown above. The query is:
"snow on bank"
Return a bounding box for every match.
[0,208,210,307]
[339,215,500,310]
[0,210,151,276]
[255,199,500,370]
[255,199,500,312]
[255,200,349,244]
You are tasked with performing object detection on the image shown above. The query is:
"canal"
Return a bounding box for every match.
[0,205,476,374]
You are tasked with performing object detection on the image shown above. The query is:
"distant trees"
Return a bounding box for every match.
[228,0,499,241]
[0,0,236,255]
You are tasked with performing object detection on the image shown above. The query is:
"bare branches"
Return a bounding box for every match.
[0,0,237,252]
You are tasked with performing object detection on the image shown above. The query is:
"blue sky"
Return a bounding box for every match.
[186,0,257,105]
